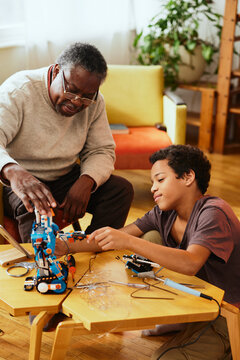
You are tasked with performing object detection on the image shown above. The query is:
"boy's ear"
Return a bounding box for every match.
[183,170,195,186]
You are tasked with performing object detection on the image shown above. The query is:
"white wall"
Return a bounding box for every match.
[0,0,236,112]
[0,46,26,84]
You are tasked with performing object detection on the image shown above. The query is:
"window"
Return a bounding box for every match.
[0,0,25,47]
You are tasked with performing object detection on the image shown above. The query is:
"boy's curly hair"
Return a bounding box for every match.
[150,145,211,194]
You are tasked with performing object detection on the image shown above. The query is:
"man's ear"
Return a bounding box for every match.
[183,169,195,186]
[52,64,60,81]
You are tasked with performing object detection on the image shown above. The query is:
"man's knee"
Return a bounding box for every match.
[152,347,186,360]
[112,175,134,197]
[104,175,134,204]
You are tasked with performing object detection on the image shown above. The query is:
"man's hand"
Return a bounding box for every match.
[2,163,56,215]
[59,175,95,224]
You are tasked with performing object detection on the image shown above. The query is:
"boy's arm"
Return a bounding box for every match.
[88,227,211,276]
[126,236,211,276]
[120,223,144,236]
[54,223,143,257]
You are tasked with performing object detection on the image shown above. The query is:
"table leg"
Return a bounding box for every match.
[50,320,76,360]
[221,301,240,360]
[28,311,55,360]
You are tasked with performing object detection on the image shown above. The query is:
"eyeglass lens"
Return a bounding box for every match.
[61,70,97,106]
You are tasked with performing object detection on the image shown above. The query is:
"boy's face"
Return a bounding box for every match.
[150,159,188,211]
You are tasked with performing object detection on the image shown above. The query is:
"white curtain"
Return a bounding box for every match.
[23,0,140,69]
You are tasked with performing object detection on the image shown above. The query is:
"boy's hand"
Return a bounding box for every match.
[87,226,129,251]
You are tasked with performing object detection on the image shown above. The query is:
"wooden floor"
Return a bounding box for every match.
[0,150,239,360]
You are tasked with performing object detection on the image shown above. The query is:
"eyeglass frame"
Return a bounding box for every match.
[61,69,98,106]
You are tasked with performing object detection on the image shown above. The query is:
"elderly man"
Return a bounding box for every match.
[0,42,133,242]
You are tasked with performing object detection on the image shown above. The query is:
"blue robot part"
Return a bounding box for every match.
[24,210,86,294]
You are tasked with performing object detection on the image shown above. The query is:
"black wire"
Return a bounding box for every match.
[130,279,174,300]
[67,254,97,290]
[143,279,177,296]
[76,254,97,283]
[157,297,221,360]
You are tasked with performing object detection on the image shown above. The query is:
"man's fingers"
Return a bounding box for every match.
[62,198,86,224]
[16,186,56,216]
[41,186,57,208]
[24,189,55,215]
[20,193,34,213]
[11,174,57,215]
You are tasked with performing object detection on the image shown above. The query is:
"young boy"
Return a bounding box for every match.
[87,144,240,360]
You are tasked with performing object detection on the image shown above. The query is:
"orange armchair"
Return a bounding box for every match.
[100,65,187,169]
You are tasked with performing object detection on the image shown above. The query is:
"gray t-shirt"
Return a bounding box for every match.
[134,196,240,304]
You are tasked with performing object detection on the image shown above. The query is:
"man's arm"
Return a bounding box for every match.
[79,95,116,188]
[59,95,115,223]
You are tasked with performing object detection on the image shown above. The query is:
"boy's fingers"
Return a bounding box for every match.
[87,228,108,243]
[87,232,95,243]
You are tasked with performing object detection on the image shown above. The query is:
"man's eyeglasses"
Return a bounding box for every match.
[61,70,98,106]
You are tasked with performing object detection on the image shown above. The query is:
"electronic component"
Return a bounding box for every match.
[24,209,86,294]
[123,254,159,274]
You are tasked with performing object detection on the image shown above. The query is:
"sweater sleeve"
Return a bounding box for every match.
[79,94,116,188]
[0,83,23,183]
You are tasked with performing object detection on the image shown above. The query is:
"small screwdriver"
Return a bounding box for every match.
[66,254,76,282]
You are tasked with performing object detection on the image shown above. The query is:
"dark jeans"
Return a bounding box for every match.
[3,164,134,243]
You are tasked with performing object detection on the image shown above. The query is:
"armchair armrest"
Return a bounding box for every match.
[163,91,187,145]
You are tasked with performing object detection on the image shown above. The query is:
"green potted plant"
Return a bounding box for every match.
[133,0,222,89]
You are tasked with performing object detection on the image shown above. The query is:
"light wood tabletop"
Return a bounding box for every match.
[0,245,239,360]
[0,244,70,316]
[0,243,72,360]
[49,250,234,360]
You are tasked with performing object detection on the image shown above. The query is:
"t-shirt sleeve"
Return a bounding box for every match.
[189,207,234,263]
[134,206,163,233]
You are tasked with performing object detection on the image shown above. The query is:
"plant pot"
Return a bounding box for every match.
[178,45,206,84]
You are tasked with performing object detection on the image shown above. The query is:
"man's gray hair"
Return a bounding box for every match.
[56,42,107,81]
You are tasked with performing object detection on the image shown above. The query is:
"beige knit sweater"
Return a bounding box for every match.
[0,67,115,188]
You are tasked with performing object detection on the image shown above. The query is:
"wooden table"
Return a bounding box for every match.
[48,250,239,360]
[0,244,72,360]
[0,246,239,360]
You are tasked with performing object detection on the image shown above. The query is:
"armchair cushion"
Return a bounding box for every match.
[100,65,186,169]
[113,127,171,169]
